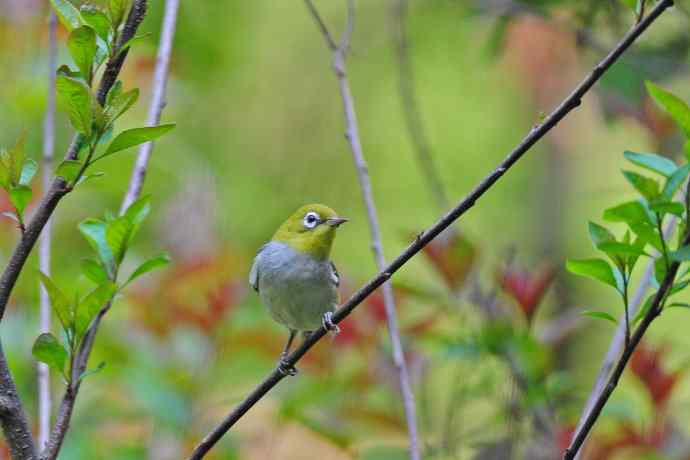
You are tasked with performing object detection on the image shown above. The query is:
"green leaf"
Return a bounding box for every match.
[654,256,668,286]
[597,241,649,258]
[106,80,123,106]
[3,133,27,186]
[661,163,690,200]
[49,0,82,32]
[670,245,690,261]
[68,26,97,82]
[74,282,117,340]
[669,279,690,297]
[622,171,659,200]
[116,33,149,56]
[123,195,150,242]
[603,201,652,226]
[566,258,620,292]
[124,253,171,287]
[649,201,685,217]
[55,159,83,183]
[79,5,111,42]
[102,124,176,158]
[56,75,93,137]
[646,81,690,138]
[628,221,664,253]
[19,159,38,186]
[80,259,109,284]
[79,218,115,277]
[624,151,677,177]
[38,273,72,331]
[588,221,615,248]
[79,361,105,382]
[32,333,67,376]
[581,310,618,325]
[106,88,139,122]
[108,0,132,28]
[105,216,133,265]
[9,185,32,216]
[633,294,656,327]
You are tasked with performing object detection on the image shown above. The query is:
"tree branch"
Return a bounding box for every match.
[570,215,677,460]
[308,1,420,458]
[0,342,37,460]
[0,1,148,457]
[186,1,674,457]
[563,219,690,459]
[0,0,149,323]
[391,0,448,210]
[37,10,58,451]
[40,2,179,458]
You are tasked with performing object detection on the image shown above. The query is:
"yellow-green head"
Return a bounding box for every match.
[273,204,348,260]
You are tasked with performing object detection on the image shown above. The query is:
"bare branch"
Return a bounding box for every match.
[304,0,337,51]
[122,0,180,212]
[391,0,448,210]
[37,10,58,451]
[310,1,420,458]
[41,2,179,458]
[186,1,675,457]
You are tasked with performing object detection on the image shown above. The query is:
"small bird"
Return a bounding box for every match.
[250,204,348,375]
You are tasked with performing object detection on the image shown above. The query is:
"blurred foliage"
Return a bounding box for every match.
[1,0,690,459]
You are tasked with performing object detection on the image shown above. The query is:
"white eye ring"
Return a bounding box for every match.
[303,211,320,229]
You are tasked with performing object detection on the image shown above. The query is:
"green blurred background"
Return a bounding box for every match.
[2,0,690,459]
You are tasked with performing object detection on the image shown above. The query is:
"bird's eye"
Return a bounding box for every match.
[303,212,320,229]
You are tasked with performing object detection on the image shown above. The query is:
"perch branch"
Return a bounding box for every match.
[186,1,674,458]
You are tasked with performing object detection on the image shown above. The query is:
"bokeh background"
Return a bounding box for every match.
[1,0,690,459]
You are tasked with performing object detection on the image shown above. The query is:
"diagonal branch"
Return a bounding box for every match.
[40,2,179,458]
[563,218,690,459]
[186,1,675,457]
[38,10,58,452]
[308,1,420,458]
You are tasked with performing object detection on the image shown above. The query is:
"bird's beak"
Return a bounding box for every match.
[325,217,349,227]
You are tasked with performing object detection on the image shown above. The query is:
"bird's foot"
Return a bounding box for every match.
[322,311,340,335]
[277,355,298,377]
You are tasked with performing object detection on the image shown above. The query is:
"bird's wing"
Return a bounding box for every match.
[329,261,340,287]
[249,244,268,292]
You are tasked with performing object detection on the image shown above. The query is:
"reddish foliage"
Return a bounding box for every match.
[421,228,477,290]
[630,341,681,410]
[127,252,243,336]
[496,263,555,323]
[589,423,670,460]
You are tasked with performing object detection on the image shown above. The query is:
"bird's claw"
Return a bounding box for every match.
[322,311,340,334]
[277,356,298,376]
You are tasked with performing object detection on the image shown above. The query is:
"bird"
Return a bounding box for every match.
[249,204,348,375]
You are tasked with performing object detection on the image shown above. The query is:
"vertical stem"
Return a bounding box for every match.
[391,0,448,211]
[121,0,180,212]
[312,1,422,458]
[38,10,57,451]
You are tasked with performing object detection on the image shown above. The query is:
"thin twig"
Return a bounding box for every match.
[391,0,448,210]
[186,1,674,457]
[38,10,57,451]
[563,219,690,459]
[570,211,677,460]
[309,1,421,458]
[40,2,178,458]
[122,0,179,212]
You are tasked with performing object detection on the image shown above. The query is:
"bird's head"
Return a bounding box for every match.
[273,204,348,259]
